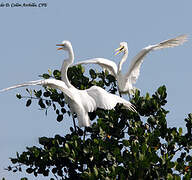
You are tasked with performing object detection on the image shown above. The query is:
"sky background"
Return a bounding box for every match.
[0,1,191,179]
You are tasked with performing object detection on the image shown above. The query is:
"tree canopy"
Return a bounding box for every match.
[4,66,192,180]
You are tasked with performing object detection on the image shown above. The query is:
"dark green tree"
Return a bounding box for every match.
[5,66,192,180]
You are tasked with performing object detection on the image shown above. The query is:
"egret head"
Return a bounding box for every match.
[56,40,72,51]
[114,42,128,56]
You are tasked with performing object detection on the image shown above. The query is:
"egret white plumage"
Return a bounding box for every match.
[72,35,187,96]
[0,41,136,128]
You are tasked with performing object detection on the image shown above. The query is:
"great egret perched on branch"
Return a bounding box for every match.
[0,41,136,128]
[72,35,187,96]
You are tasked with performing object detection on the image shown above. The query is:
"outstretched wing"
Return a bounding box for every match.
[0,79,75,101]
[72,58,118,77]
[86,86,136,112]
[125,34,187,85]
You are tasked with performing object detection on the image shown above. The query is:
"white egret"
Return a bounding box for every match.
[0,41,136,128]
[72,35,187,96]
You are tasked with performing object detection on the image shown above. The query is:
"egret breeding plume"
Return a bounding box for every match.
[0,41,136,128]
[72,35,187,96]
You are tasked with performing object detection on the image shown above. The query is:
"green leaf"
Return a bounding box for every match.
[26,168,33,174]
[43,169,49,176]
[16,93,22,99]
[56,109,60,114]
[186,155,191,162]
[53,70,61,79]
[189,113,192,119]
[42,73,50,79]
[34,90,42,98]
[173,175,181,180]
[89,69,97,79]
[122,140,129,147]
[139,152,144,161]
[93,166,98,177]
[20,178,28,180]
[106,74,115,83]
[64,143,70,153]
[57,114,63,122]
[43,91,50,97]
[167,173,173,180]
[61,108,66,114]
[52,168,57,174]
[26,88,32,96]
[26,99,32,107]
[53,103,56,110]
[11,158,18,164]
[39,137,49,145]
[145,92,150,100]
[179,127,182,136]
[114,147,120,156]
[83,147,89,154]
[45,100,51,106]
[38,99,45,109]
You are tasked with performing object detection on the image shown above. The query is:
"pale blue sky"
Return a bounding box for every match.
[0,1,191,179]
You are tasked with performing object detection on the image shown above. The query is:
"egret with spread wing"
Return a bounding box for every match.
[0,41,136,128]
[72,35,187,96]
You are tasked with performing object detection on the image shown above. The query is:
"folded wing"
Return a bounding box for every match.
[86,86,136,112]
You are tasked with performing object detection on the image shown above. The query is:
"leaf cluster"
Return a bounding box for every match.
[6,66,192,180]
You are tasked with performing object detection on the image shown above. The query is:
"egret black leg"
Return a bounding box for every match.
[72,116,77,132]
[83,128,86,141]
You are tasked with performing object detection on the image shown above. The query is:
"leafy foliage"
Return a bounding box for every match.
[6,66,192,179]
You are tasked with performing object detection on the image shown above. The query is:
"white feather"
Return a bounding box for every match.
[71,35,187,95]
[1,41,136,127]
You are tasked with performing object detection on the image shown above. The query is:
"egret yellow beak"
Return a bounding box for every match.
[114,45,124,56]
[56,44,64,50]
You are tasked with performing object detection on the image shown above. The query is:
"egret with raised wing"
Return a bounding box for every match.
[0,41,136,129]
[72,35,187,96]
